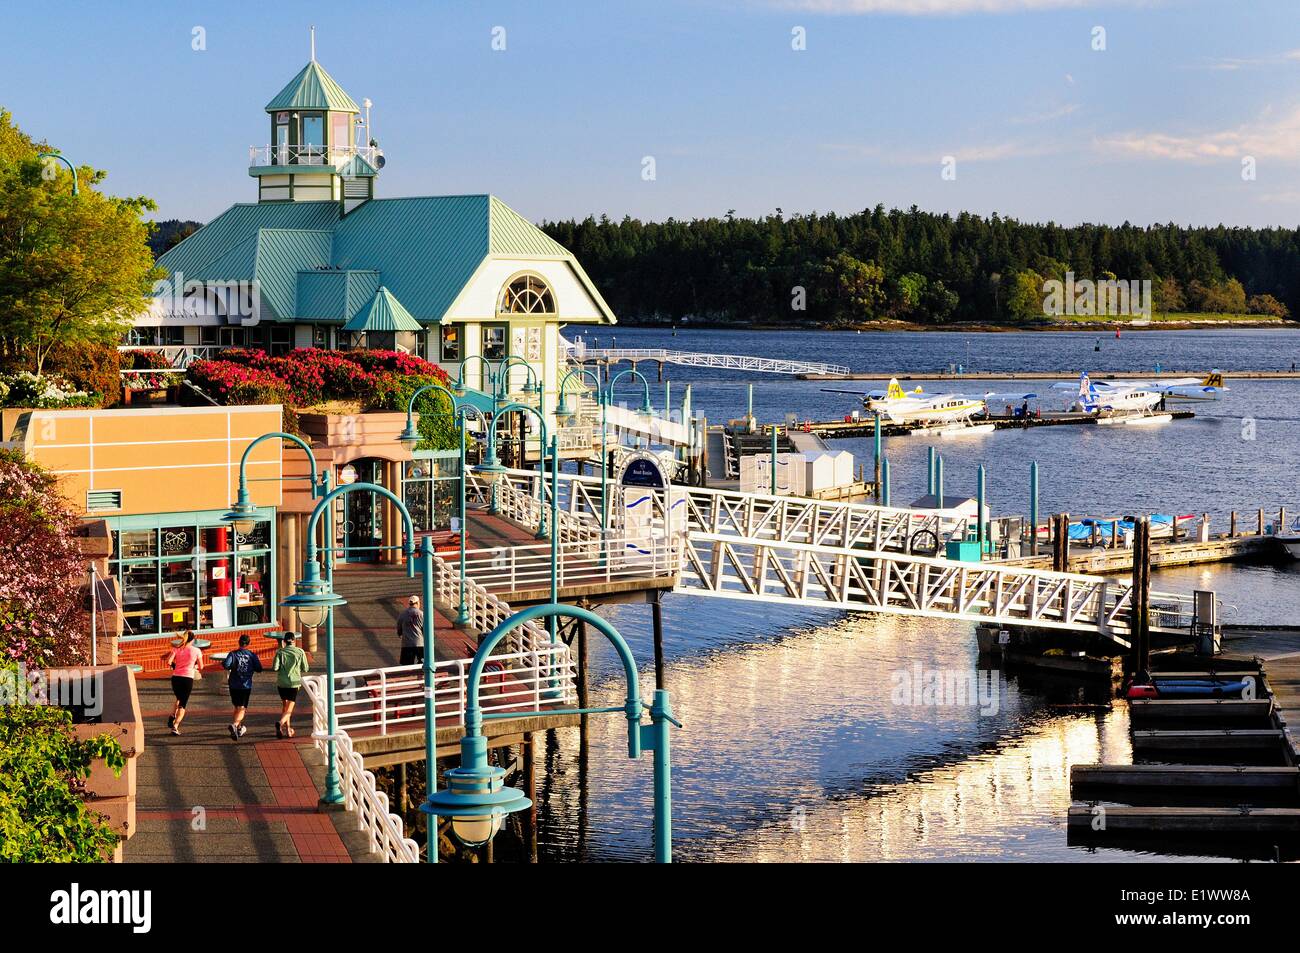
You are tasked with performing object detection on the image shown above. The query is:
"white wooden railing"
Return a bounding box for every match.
[302,676,421,864]
[461,534,678,594]
[317,645,577,738]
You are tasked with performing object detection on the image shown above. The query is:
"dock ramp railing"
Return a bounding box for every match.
[476,467,970,554]
[675,532,1194,642]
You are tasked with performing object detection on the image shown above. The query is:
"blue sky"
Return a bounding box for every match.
[5,0,1300,227]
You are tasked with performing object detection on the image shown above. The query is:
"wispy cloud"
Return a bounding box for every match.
[777,0,1161,15]
[821,138,1066,163]
[1203,48,1300,71]
[1009,102,1081,125]
[1098,106,1300,161]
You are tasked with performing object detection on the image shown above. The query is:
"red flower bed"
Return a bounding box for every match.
[187,348,450,409]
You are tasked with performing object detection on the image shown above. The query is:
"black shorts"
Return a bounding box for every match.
[399,646,424,666]
[277,686,299,703]
[229,687,251,708]
[171,676,194,707]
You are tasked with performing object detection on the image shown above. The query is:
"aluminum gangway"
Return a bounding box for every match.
[562,337,850,376]
[469,468,1194,645]
[480,468,972,554]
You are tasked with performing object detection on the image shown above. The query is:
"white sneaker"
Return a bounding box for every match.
[237,724,247,738]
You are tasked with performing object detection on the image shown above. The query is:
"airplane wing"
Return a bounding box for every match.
[820,387,885,399]
[978,390,1038,403]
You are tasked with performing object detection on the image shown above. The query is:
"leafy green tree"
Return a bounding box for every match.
[0,110,161,376]
[1007,270,1047,322]
[822,252,886,323]
[0,675,124,862]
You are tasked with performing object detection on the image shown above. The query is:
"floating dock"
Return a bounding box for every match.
[803,369,1300,382]
[807,410,1194,439]
[1068,642,1300,846]
[1000,533,1278,573]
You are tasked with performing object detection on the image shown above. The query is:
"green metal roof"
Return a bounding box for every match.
[265,61,360,113]
[154,195,618,325]
[343,286,423,332]
[488,196,571,257]
[296,269,381,323]
[254,229,332,320]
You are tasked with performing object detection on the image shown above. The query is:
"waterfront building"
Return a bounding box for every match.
[134,53,617,432]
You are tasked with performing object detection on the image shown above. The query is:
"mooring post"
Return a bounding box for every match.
[699,415,709,485]
[928,446,937,496]
[936,454,944,510]
[976,464,986,556]
[651,589,666,690]
[1129,517,1152,674]
[522,733,538,863]
[1230,510,1237,538]
[770,424,779,495]
[1029,461,1039,556]
[1282,507,1289,534]
[747,383,754,427]
[873,414,883,504]
[576,616,590,743]
[881,456,891,508]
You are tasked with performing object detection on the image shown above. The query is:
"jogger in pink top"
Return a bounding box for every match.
[162,632,204,735]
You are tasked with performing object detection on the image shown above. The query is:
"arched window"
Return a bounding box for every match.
[498,275,555,315]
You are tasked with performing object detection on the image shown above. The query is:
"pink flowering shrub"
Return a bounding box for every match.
[0,451,90,667]
[190,348,451,410]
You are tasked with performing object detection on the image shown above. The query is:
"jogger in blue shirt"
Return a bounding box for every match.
[222,634,263,741]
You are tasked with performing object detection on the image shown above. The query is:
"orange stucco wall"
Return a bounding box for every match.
[17,405,283,517]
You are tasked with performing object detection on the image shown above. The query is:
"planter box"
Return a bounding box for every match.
[122,385,178,407]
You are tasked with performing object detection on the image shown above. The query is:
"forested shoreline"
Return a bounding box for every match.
[541,207,1300,328]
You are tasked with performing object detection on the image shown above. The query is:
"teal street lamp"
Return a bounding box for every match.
[396,382,484,626]
[477,401,550,538]
[224,431,327,531]
[283,483,416,809]
[422,603,679,862]
[456,355,495,394]
[37,151,79,195]
[495,355,541,403]
[557,366,600,421]
[601,368,655,533]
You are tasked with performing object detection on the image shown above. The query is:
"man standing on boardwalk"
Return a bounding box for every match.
[222,633,263,741]
[397,595,424,666]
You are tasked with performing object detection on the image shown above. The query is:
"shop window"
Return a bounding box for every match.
[440,325,461,362]
[481,324,507,361]
[110,518,272,641]
[402,457,462,533]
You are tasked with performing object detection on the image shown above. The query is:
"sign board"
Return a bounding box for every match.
[621,456,665,489]
[339,464,359,485]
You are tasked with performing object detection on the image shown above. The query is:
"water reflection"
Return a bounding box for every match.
[533,601,1239,862]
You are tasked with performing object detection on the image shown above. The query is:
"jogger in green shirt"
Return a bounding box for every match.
[273,632,310,739]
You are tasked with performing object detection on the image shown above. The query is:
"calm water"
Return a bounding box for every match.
[533,328,1300,862]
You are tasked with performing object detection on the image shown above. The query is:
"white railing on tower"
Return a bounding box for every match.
[248,143,384,168]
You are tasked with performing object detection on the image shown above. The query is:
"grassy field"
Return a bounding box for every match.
[1052,311,1280,325]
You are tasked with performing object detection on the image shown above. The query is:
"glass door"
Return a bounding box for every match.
[342,459,383,561]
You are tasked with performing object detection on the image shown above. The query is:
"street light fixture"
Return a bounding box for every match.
[422,602,677,861]
[283,482,415,807]
[37,151,79,195]
[477,401,550,538]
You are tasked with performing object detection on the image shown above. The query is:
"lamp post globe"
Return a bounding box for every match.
[280,559,346,630]
[419,735,530,849]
